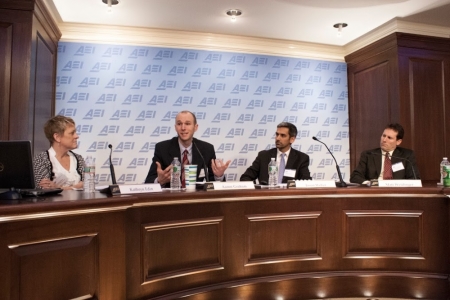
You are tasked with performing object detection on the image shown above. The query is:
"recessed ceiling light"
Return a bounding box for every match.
[102,0,119,13]
[226,9,242,22]
[333,23,348,37]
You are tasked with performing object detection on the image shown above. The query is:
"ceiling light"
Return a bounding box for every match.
[333,23,347,38]
[102,0,119,13]
[226,9,242,22]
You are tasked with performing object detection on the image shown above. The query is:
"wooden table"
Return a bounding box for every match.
[1,186,449,299]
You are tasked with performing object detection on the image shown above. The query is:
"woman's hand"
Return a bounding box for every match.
[39,178,58,189]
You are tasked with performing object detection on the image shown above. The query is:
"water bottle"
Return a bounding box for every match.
[440,157,450,185]
[268,157,278,188]
[83,155,96,192]
[170,157,181,190]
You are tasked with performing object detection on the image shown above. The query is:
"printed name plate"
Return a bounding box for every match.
[117,183,162,194]
[295,180,336,188]
[378,180,422,187]
[213,181,255,190]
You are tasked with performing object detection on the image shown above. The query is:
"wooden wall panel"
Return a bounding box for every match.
[400,55,447,182]
[246,212,322,265]
[344,211,423,258]
[9,235,98,300]
[351,61,391,162]
[32,32,56,153]
[0,9,33,142]
[142,217,224,283]
[0,22,12,140]
[346,33,450,184]
[0,0,60,152]
[0,209,126,300]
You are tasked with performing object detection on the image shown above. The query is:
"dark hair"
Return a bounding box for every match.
[44,115,76,144]
[385,123,404,140]
[178,110,197,125]
[277,122,297,138]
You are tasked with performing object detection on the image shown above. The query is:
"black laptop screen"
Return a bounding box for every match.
[0,141,36,189]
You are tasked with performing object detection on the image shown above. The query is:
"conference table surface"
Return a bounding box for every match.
[1,184,449,299]
[0,183,447,215]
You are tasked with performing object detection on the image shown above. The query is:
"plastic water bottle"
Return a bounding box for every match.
[84,155,96,193]
[440,157,450,185]
[170,157,181,190]
[268,157,278,188]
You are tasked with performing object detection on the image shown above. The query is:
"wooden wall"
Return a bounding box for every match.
[0,0,61,154]
[346,33,450,184]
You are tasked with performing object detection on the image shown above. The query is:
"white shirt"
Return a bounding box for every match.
[48,147,80,187]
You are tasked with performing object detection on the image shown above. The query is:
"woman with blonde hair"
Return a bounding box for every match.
[34,115,84,189]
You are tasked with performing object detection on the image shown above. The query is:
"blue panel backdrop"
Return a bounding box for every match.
[55,42,349,185]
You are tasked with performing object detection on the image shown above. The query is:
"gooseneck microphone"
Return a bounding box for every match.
[312,136,347,187]
[369,151,418,180]
[108,144,117,184]
[193,142,210,182]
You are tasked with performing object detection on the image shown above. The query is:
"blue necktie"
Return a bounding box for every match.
[278,153,285,183]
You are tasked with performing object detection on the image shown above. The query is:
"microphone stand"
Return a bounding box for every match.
[312,137,347,187]
[108,144,117,184]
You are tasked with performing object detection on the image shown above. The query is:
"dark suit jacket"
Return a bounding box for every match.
[350,147,420,184]
[145,137,218,186]
[240,148,311,184]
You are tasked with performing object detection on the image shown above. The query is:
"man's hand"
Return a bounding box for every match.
[211,159,231,177]
[156,161,172,185]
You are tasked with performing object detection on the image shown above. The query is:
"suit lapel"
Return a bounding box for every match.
[285,149,297,170]
[372,149,382,177]
[169,138,181,162]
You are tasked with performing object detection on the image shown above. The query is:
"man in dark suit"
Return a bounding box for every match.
[240,122,311,184]
[145,111,230,187]
[350,123,420,184]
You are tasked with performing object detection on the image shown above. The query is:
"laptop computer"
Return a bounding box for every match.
[0,141,62,199]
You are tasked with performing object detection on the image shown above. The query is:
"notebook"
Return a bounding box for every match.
[0,141,62,198]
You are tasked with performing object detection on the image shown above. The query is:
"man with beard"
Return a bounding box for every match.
[240,122,311,184]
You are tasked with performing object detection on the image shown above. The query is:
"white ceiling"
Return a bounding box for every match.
[51,0,450,47]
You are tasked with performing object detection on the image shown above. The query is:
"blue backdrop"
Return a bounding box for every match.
[55,42,349,184]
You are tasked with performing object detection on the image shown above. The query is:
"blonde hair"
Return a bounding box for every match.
[44,115,76,144]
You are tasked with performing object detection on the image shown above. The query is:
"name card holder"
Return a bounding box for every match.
[293,180,337,188]
[212,181,255,190]
[378,180,422,187]
[101,183,162,195]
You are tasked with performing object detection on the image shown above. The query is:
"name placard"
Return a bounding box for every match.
[213,181,255,190]
[295,180,336,188]
[117,183,162,194]
[378,180,422,187]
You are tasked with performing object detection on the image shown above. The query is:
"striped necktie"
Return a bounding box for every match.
[181,149,189,187]
[383,152,393,180]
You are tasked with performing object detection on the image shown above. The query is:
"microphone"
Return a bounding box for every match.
[193,142,210,182]
[369,151,417,180]
[108,144,117,184]
[312,136,347,187]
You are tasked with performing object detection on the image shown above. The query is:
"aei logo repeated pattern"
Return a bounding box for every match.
[56,43,349,184]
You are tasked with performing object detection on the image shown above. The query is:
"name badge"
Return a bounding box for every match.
[284,169,296,178]
[392,162,404,172]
